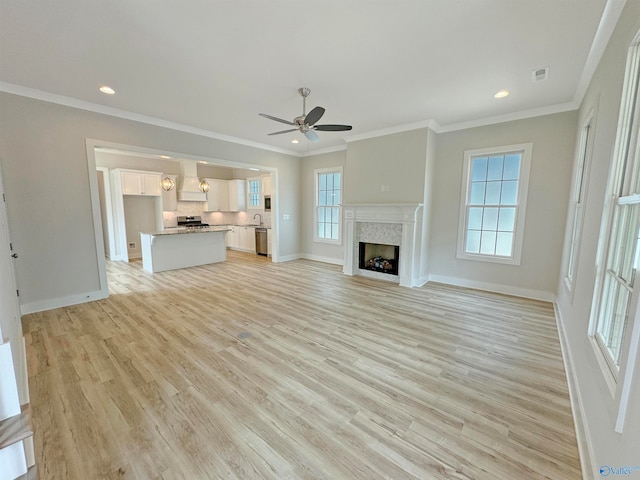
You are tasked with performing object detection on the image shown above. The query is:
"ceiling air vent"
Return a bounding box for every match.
[532,67,549,82]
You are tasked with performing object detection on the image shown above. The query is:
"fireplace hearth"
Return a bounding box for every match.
[359,242,399,276]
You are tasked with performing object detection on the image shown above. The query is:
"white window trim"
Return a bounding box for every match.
[246,177,263,210]
[563,110,595,295]
[456,143,532,265]
[588,36,640,432]
[314,166,343,245]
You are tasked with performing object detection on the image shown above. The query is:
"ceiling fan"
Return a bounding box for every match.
[259,87,352,143]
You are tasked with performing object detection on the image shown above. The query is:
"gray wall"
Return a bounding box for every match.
[556,1,640,475]
[345,128,428,204]
[0,92,300,312]
[429,112,577,299]
[301,150,347,263]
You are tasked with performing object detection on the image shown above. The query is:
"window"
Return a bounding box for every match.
[564,115,594,291]
[591,42,640,380]
[315,167,342,243]
[457,143,532,265]
[247,178,261,209]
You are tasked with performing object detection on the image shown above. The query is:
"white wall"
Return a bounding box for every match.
[0,92,300,313]
[428,112,578,300]
[556,1,640,476]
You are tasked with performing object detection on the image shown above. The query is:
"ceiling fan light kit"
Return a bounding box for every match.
[259,87,352,143]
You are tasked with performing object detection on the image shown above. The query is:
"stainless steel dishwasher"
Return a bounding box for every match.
[255,227,268,256]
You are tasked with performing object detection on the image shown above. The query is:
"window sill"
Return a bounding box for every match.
[456,251,521,266]
[314,238,341,246]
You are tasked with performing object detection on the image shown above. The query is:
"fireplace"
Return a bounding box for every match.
[342,203,424,287]
[359,242,399,276]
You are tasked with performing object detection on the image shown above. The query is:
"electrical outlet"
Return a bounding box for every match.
[128,242,136,249]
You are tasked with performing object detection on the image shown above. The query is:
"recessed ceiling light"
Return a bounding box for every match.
[99,85,115,95]
[248,168,260,171]
[494,90,510,99]
[291,139,299,144]
[159,155,171,159]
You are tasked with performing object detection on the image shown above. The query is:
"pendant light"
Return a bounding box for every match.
[199,180,210,193]
[161,177,175,191]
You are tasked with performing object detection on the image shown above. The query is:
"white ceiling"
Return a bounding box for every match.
[0,0,613,156]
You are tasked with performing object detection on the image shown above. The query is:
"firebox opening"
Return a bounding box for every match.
[359,242,400,276]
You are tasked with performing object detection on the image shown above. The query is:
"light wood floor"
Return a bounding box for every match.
[22,251,581,479]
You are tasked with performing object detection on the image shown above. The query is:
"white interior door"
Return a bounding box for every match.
[0,163,28,404]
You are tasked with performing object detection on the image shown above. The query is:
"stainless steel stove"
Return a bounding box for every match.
[177,215,210,229]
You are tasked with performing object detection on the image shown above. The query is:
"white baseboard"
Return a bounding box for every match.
[427,274,555,302]
[554,303,596,480]
[300,254,344,265]
[276,253,302,263]
[20,289,108,315]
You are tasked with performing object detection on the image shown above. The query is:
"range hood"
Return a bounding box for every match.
[177,160,207,202]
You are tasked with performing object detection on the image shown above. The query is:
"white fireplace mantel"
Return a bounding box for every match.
[342,203,423,287]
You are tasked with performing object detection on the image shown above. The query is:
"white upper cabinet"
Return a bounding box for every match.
[204,179,229,212]
[117,169,162,196]
[228,179,246,212]
[262,175,271,196]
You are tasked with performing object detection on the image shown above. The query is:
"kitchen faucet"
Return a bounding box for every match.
[253,213,263,226]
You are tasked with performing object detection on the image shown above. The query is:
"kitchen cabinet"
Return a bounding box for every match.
[228,179,246,212]
[204,179,229,212]
[161,174,177,211]
[226,226,255,252]
[116,169,162,196]
[240,226,256,252]
[262,175,271,196]
[110,169,163,261]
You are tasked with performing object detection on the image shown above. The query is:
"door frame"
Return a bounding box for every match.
[0,162,28,403]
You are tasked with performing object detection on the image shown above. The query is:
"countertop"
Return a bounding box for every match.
[141,226,232,236]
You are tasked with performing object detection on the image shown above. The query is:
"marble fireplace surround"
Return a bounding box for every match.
[342,203,423,287]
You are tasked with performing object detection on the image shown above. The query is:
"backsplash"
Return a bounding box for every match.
[163,201,271,228]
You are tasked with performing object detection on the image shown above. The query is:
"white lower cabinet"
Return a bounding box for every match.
[226,226,255,252]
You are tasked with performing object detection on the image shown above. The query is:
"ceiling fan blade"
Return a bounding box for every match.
[304,106,325,126]
[259,113,295,126]
[314,124,353,131]
[268,128,299,136]
[304,130,320,142]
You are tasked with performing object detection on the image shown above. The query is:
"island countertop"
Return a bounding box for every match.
[141,226,232,236]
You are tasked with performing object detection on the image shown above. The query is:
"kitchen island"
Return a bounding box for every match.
[140,226,231,273]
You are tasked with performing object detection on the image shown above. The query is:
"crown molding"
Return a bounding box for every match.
[0,81,300,157]
[435,101,579,133]
[299,144,347,158]
[344,119,439,143]
[573,0,627,106]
